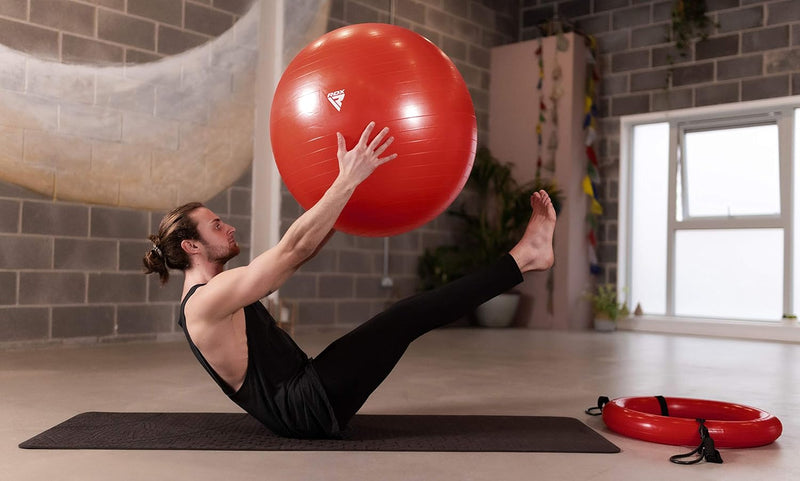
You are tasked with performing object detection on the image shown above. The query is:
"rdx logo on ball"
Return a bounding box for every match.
[326,89,345,111]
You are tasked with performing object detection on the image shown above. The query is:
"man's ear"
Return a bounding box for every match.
[181,239,200,255]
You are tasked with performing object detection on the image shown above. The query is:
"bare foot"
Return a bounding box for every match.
[509,190,556,273]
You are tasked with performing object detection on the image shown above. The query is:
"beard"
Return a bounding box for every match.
[203,240,240,265]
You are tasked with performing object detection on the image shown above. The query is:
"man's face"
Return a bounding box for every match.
[190,207,240,264]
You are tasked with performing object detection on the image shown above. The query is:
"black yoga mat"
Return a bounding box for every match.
[20,412,619,453]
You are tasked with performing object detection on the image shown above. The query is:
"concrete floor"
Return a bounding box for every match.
[2,328,798,481]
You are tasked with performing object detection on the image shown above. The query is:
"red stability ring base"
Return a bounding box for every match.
[602,396,782,448]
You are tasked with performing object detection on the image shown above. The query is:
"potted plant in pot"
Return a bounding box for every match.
[417,147,563,327]
[585,284,628,332]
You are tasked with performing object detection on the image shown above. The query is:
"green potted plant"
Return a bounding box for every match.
[417,146,563,327]
[664,0,717,89]
[670,0,714,59]
[585,284,628,332]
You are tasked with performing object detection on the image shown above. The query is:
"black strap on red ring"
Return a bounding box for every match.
[669,418,724,465]
[585,396,609,416]
[655,395,669,416]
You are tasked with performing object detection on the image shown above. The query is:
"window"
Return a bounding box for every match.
[619,98,800,324]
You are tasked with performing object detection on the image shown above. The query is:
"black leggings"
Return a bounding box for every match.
[310,254,523,428]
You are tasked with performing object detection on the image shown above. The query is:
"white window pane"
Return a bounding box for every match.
[630,122,669,314]
[675,229,783,321]
[794,109,800,316]
[684,124,780,217]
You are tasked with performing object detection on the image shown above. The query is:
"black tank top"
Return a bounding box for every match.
[178,284,340,439]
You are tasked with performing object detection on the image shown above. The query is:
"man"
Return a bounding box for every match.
[144,122,556,438]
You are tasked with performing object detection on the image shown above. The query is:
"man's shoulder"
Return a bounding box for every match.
[182,283,206,303]
[183,283,248,326]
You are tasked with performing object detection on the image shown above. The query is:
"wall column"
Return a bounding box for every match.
[251,0,284,267]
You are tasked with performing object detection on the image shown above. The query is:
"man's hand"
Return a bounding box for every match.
[336,121,397,189]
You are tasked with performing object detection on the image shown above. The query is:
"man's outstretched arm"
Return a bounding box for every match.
[190,122,396,321]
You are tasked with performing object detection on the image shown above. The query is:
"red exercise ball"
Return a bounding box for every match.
[270,23,477,237]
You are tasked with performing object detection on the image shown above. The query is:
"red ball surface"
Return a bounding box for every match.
[270,23,477,237]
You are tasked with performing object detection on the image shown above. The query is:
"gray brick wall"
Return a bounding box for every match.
[12,0,747,343]
[0,170,251,347]
[0,0,518,341]
[0,0,256,347]
[522,0,800,284]
[0,0,255,64]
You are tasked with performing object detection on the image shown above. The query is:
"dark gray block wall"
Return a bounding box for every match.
[0,0,518,346]
[0,173,251,346]
[5,1,795,346]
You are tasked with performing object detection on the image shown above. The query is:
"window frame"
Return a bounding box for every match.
[618,96,800,329]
